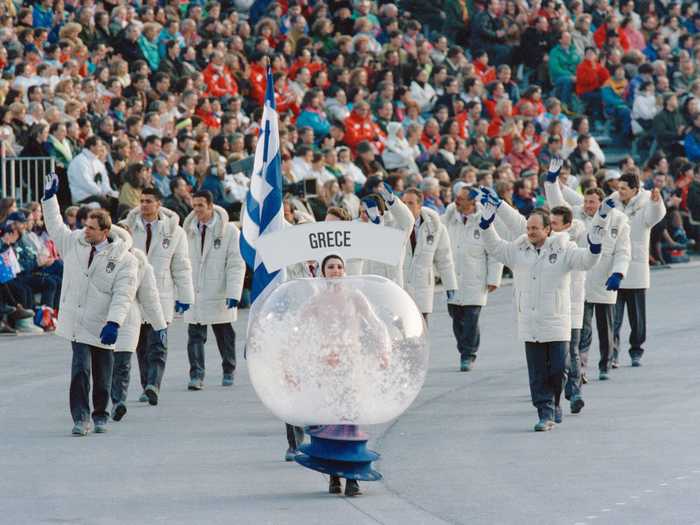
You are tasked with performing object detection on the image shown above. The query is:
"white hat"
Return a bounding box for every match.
[604,169,621,182]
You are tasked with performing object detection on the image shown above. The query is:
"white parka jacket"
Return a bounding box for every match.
[42,196,138,350]
[481,226,601,343]
[609,189,665,289]
[403,206,458,313]
[115,246,167,352]
[497,197,590,328]
[124,207,194,322]
[183,205,246,325]
[361,197,415,286]
[441,203,503,307]
[545,181,632,304]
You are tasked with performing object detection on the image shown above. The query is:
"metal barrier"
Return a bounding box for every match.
[0,156,55,206]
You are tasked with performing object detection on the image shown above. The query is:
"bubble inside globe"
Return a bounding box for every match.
[246,276,429,426]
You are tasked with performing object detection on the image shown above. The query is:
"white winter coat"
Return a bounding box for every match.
[609,189,665,289]
[124,207,194,322]
[43,196,138,350]
[115,247,167,352]
[382,123,420,173]
[481,226,601,343]
[410,81,437,113]
[441,203,503,307]
[495,199,588,328]
[183,205,246,325]
[360,197,415,286]
[545,181,631,304]
[403,207,458,313]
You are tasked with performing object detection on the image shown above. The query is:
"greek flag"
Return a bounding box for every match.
[240,65,285,303]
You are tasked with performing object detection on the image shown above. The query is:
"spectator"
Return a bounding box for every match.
[576,47,610,122]
[652,93,687,158]
[382,122,419,173]
[513,178,536,217]
[296,89,331,142]
[549,32,581,110]
[164,177,194,225]
[202,51,238,100]
[67,136,118,210]
[343,101,384,154]
[507,136,538,178]
[472,0,512,67]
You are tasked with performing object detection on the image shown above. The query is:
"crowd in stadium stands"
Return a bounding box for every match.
[0,0,698,334]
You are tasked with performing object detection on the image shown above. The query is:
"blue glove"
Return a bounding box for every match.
[175,301,190,314]
[99,321,119,345]
[468,187,481,201]
[479,186,502,209]
[226,298,238,309]
[605,272,623,291]
[598,197,615,218]
[446,290,455,300]
[43,172,59,201]
[154,328,168,347]
[587,234,602,254]
[479,201,498,230]
[546,157,563,184]
[377,181,395,205]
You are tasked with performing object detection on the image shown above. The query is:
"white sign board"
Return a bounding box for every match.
[256,221,406,271]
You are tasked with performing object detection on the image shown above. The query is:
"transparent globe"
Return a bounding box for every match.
[246,276,429,426]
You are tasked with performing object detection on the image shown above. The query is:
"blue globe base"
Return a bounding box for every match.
[295,435,383,481]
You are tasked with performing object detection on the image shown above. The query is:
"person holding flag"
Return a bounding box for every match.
[239,62,290,457]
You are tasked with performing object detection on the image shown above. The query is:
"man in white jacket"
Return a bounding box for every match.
[110,225,167,422]
[183,190,246,390]
[441,186,503,371]
[543,174,632,383]
[479,201,602,432]
[42,174,138,436]
[123,188,194,405]
[610,174,666,367]
[401,188,458,322]
[359,183,414,286]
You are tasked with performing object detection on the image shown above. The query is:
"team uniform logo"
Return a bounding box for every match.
[106,261,115,273]
[473,229,481,239]
[162,238,170,249]
[214,238,222,249]
[549,253,558,264]
[610,228,618,238]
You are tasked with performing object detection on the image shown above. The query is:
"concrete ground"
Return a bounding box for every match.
[1,264,699,525]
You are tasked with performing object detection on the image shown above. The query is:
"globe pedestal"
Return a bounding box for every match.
[295,426,382,482]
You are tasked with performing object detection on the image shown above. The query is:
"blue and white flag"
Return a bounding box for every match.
[240,65,286,303]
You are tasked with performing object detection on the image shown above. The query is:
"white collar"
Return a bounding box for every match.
[92,238,110,253]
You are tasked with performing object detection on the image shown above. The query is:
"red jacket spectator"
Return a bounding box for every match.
[202,61,238,98]
[594,24,630,51]
[507,146,539,177]
[249,62,266,106]
[575,58,610,96]
[344,104,385,153]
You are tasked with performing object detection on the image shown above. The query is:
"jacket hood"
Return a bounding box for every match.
[79,224,133,261]
[567,219,587,242]
[419,206,442,231]
[125,206,180,236]
[514,230,568,251]
[183,204,229,238]
[444,201,483,224]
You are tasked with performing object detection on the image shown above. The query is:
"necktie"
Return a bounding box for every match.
[410,228,417,253]
[146,223,152,254]
[88,246,96,267]
[463,215,468,225]
[308,263,315,277]
[201,224,206,254]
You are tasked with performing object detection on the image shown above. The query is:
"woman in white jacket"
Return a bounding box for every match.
[183,191,246,390]
[409,69,437,115]
[110,225,167,422]
[631,81,659,135]
[382,122,420,173]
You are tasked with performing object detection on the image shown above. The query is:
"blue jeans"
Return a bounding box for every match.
[111,351,132,404]
[553,76,575,107]
[187,323,236,380]
[136,324,168,390]
[70,342,114,424]
[524,341,568,421]
[447,304,482,360]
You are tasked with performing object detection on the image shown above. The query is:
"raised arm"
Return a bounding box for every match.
[41,174,72,256]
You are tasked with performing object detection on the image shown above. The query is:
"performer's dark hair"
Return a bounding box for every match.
[530,208,551,229]
[321,254,345,277]
[142,187,163,201]
[192,190,213,205]
[551,205,573,225]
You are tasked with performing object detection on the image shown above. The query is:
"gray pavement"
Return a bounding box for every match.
[1,265,699,525]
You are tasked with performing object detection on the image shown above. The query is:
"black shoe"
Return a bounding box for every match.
[631,357,642,367]
[344,479,361,497]
[329,476,342,494]
[145,385,159,406]
[112,402,127,422]
[570,396,585,414]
